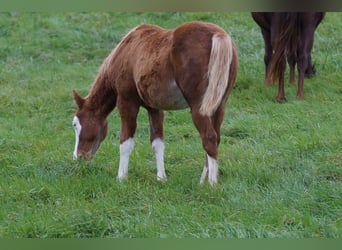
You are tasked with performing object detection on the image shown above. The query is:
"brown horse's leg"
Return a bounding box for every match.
[212,104,226,147]
[199,105,226,184]
[274,50,287,102]
[147,108,166,182]
[305,54,316,77]
[297,45,309,100]
[297,62,306,100]
[297,27,315,100]
[191,109,219,186]
[261,29,273,85]
[276,74,286,103]
[287,52,296,84]
[117,98,140,181]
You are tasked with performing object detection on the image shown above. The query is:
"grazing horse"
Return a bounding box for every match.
[251,12,325,102]
[72,22,238,186]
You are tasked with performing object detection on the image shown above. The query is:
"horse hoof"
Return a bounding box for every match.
[157,175,167,183]
[276,97,287,103]
[208,180,218,187]
[305,66,316,78]
[117,175,127,182]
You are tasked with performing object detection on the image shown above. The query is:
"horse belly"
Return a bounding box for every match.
[138,79,188,110]
[159,80,188,110]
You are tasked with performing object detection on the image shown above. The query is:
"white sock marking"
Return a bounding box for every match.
[117,138,134,180]
[152,138,166,182]
[72,116,82,160]
[207,154,218,186]
[200,166,208,185]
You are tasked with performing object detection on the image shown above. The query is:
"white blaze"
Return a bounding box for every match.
[72,116,82,160]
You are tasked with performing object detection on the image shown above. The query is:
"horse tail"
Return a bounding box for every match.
[200,33,234,117]
[266,13,299,85]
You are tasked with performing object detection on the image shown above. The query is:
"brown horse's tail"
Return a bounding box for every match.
[266,13,299,85]
[200,33,234,117]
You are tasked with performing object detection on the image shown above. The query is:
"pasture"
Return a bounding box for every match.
[0,12,341,238]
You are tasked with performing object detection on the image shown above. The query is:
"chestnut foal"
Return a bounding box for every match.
[72,22,238,186]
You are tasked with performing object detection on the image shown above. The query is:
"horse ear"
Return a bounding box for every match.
[73,90,85,108]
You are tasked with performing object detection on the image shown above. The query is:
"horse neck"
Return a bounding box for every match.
[86,72,116,118]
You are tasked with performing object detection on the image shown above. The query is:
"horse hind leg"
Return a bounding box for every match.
[276,76,286,103]
[200,155,218,186]
[147,108,167,182]
[200,104,225,185]
[262,29,273,85]
[296,53,308,99]
[191,109,219,186]
[274,54,287,102]
[287,52,296,84]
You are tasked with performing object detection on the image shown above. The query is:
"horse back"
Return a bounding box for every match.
[109,22,234,111]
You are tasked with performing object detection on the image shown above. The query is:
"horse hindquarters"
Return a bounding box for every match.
[171,24,236,185]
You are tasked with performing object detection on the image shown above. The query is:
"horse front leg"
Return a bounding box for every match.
[191,110,219,186]
[117,98,139,181]
[147,108,166,182]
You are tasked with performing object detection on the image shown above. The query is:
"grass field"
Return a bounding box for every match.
[0,12,341,238]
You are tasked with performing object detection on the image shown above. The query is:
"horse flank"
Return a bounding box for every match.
[200,33,233,117]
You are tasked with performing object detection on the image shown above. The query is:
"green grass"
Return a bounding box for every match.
[0,12,341,238]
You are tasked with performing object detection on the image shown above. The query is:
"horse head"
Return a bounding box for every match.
[72,90,108,160]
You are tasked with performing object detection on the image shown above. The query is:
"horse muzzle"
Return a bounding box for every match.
[73,150,95,161]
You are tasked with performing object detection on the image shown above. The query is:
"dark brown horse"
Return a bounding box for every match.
[251,12,325,102]
[72,22,238,186]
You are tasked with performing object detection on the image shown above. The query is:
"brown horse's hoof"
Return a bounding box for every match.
[276,96,287,103]
[296,94,304,100]
[305,65,316,78]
